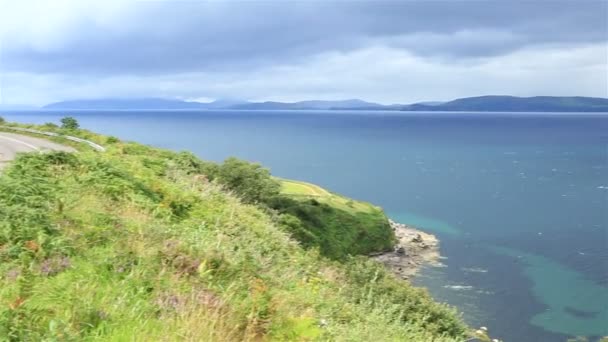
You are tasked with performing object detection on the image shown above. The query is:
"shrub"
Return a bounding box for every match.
[60,117,79,130]
[106,136,120,144]
[42,122,58,129]
[173,151,218,176]
[269,196,394,260]
[215,157,280,204]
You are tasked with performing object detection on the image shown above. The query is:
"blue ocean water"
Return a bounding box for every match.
[3,110,607,341]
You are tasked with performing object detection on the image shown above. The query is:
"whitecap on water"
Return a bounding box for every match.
[443,285,474,291]
[462,267,489,273]
[476,290,495,295]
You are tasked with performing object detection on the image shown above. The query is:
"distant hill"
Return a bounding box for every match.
[403,96,608,112]
[42,96,608,112]
[43,98,209,110]
[43,98,382,110]
[203,99,250,109]
[230,99,384,110]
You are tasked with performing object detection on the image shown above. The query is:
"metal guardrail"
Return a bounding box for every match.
[0,126,106,152]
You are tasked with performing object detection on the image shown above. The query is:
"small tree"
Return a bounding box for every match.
[0,116,5,125]
[60,117,79,130]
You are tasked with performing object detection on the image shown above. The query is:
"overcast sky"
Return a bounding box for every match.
[0,0,606,106]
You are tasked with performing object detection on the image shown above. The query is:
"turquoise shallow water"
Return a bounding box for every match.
[3,110,607,341]
[491,246,608,337]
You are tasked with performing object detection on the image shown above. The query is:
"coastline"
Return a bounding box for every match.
[371,219,443,280]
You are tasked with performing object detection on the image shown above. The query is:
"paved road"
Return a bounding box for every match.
[0,132,75,169]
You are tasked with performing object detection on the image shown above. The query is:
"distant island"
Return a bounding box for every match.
[41,95,608,112]
[42,98,390,111]
[403,96,608,112]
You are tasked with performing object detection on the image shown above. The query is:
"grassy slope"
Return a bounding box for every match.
[276,179,395,260]
[0,125,467,341]
[280,179,378,214]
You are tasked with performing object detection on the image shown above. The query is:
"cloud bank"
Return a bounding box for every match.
[1,0,606,105]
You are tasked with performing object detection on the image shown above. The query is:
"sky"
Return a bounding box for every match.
[0,0,607,106]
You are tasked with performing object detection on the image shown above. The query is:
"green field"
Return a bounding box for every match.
[280,179,379,214]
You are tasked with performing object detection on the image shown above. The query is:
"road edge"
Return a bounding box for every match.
[0,126,106,152]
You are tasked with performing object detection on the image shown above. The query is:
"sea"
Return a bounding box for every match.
[2,110,607,342]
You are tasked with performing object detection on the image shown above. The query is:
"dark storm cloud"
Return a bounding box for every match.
[3,0,607,75]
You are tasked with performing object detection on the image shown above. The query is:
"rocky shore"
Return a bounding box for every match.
[371,219,443,280]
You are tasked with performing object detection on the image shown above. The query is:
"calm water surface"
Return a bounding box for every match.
[4,110,608,341]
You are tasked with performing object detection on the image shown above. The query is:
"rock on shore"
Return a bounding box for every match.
[371,219,443,280]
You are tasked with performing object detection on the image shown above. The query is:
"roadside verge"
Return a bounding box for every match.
[0,125,105,152]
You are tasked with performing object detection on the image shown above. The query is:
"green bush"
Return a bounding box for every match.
[60,116,79,130]
[42,122,58,129]
[270,196,394,260]
[172,151,218,176]
[106,136,120,144]
[214,157,280,204]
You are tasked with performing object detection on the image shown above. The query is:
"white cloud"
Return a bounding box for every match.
[0,0,133,51]
[3,42,605,105]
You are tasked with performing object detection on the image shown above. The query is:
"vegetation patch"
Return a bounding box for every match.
[276,179,394,259]
[0,119,468,341]
[280,179,379,214]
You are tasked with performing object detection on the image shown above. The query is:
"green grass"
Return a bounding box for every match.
[276,179,395,260]
[280,179,379,214]
[0,122,468,341]
[281,179,330,197]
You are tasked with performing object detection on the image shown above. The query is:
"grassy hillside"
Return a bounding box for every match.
[280,179,379,215]
[0,122,467,341]
[276,179,394,260]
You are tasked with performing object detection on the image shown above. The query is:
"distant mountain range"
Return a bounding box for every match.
[230,99,386,110]
[43,98,212,110]
[403,96,608,112]
[42,98,386,110]
[41,95,608,112]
